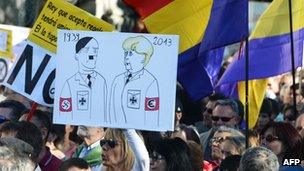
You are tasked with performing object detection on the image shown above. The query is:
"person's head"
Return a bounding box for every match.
[295,114,304,137]
[171,124,201,145]
[174,98,183,127]
[0,121,43,162]
[19,109,52,142]
[212,99,240,128]
[255,98,273,132]
[248,129,260,148]
[219,155,241,171]
[75,37,99,72]
[282,105,297,125]
[289,83,304,104]
[0,145,35,171]
[77,126,104,146]
[202,93,226,128]
[101,129,135,171]
[260,122,304,160]
[186,141,203,171]
[210,126,244,162]
[0,99,27,123]
[59,158,91,171]
[221,136,245,159]
[46,124,66,150]
[0,137,34,160]
[122,35,154,73]
[150,137,192,171]
[239,147,279,171]
[269,99,280,120]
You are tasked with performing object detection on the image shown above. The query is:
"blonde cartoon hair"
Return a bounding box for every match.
[122,36,154,66]
[104,129,135,171]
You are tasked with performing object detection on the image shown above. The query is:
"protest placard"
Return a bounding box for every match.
[3,0,114,106]
[28,0,114,53]
[0,24,30,47]
[53,30,179,131]
[0,28,12,58]
[0,25,30,83]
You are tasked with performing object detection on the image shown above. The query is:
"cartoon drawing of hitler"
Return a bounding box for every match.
[59,37,107,120]
[109,35,160,126]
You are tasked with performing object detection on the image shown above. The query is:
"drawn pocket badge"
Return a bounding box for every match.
[77,91,89,110]
[127,90,141,109]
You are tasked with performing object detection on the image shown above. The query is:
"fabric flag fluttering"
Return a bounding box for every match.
[217,0,304,128]
[124,0,248,100]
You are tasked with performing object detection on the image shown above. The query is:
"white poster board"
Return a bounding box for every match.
[53,30,179,131]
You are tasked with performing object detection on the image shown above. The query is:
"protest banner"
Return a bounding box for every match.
[53,30,179,131]
[3,0,114,106]
[28,0,114,53]
[0,24,30,47]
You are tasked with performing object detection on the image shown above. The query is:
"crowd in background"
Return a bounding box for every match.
[0,74,304,171]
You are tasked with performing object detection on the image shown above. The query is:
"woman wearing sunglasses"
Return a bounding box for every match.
[149,137,192,171]
[100,128,149,171]
[260,122,304,167]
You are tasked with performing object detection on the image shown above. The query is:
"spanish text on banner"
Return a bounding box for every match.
[28,0,114,53]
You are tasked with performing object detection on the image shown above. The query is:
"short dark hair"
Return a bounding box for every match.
[0,99,27,120]
[75,37,94,53]
[220,155,242,171]
[214,99,239,117]
[59,158,90,171]
[22,109,52,141]
[209,93,226,102]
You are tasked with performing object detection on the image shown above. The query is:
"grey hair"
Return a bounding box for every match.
[225,136,246,155]
[0,145,35,171]
[239,147,279,171]
[216,126,244,137]
[214,99,239,116]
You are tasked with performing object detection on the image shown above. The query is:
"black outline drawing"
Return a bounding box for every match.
[59,37,107,120]
[108,35,160,126]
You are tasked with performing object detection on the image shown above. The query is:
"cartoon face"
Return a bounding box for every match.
[76,39,99,71]
[124,50,145,73]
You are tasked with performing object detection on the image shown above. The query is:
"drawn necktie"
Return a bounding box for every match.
[87,74,92,88]
[125,73,132,84]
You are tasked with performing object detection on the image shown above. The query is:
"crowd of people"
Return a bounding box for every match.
[0,72,303,171]
[0,0,304,171]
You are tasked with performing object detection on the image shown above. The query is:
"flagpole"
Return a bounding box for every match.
[245,37,249,149]
[288,0,298,115]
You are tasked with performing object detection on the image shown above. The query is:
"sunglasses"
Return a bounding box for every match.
[261,135,279,143]
[0,115,9,124]
[204,108,213,114]
[211,116,234,122]
[149,151,165,161]
[100,139,119,148]
[210,137,225,144]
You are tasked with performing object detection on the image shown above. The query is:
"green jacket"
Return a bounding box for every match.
[73,143,102,167]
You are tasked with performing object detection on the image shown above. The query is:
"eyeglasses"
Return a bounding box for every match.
[149,151,165,161]
[100,139,119,148]
[211,116,234,122]
[210,137,225,144]
[261,135,279,143]
[0,115,9,124]
[204,108,213,114]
